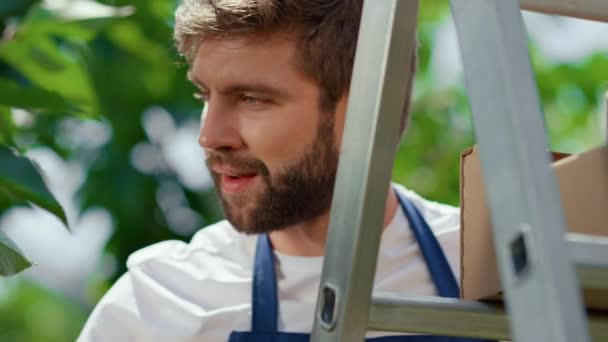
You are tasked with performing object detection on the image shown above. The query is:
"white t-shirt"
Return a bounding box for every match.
[78,184,461,342]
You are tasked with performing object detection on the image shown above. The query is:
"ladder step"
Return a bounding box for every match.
[520,0,608,22]
[369,295,608,341]
[369,295,508,340]
[569,233,608,289]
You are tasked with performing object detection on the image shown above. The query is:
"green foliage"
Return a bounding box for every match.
[535,53,608,152]
[0,106,16,147]
[0,145,68,275]
[0,145,67,226]
[0,78,75,114]
[0,7,100,116]
[0,279,87,342]
[0,231,32,276]
[0,0,40,19]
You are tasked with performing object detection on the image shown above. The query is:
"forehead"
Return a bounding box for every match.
[190,34,308,88]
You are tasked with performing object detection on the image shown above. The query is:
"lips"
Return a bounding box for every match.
[212,165,256,177]
[212,165,259,193]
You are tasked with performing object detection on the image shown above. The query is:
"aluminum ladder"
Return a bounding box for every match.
[310,0,608,341]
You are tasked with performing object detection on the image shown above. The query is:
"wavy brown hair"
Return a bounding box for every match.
[174,0,416,132]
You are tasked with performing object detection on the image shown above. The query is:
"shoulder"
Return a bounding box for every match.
[78,220,255,341]
[393,183,460,235]
[393,183,461,279]
[126,219,256,270]
[124,220,257,307]
[77,272,147,341]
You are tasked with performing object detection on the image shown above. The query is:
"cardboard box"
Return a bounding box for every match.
[460,144,608,309]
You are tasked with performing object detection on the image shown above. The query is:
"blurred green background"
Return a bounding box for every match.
[0,0,606,341]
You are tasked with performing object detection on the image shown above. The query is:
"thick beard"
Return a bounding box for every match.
[207,115,339,234]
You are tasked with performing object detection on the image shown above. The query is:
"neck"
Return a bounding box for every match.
[268,186,399,256]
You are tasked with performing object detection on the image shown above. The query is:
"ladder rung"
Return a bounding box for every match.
[570,233,608,289]
[520,0,608,22]
[369,295,608,341]
[369,295,507,340]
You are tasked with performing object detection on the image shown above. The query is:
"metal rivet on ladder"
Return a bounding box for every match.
[319,283,339,331]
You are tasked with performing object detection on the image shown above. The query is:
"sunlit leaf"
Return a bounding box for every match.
[0,230,32,276]
[0,145,68,227]
[106,20,168,65]
[0,106,16,147]
[0,12,99,116]
[0,39,96,110]
[0,77,75,113]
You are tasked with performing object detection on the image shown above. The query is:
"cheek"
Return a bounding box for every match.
[239,105,320,169]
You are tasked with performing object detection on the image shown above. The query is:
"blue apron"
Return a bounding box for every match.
[228,190,493,342]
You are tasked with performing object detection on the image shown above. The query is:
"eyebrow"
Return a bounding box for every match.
[187,71,291,100]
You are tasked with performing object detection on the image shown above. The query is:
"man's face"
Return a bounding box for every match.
[190,34,348,234]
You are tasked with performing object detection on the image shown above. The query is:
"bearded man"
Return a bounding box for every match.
[79,1,489,341]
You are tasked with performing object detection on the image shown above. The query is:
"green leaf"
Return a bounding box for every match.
[0,230,32,276]
[0,106,16,147]
[0,15,99,116]
[0,78,76,113]
[20,7,99,41]
[0,0,39,20]
[0,145,68,228]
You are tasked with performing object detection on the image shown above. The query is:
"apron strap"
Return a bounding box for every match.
[251,233,279,332]
[249,188,462,334]
[395,190,461,298]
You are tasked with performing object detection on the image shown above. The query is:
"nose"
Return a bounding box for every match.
[198,100,244,151]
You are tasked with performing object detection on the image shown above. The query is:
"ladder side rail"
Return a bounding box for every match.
[310,0,419,341]
[520,0,608,22]
[449,0,590,341]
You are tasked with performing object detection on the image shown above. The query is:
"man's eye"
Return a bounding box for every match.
[240,94,259,104]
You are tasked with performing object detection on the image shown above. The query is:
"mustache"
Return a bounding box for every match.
[206,150,269,176]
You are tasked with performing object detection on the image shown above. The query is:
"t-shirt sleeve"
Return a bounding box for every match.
[77,233,251,342]
[77,240,187,341]
[77,272,150,342]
